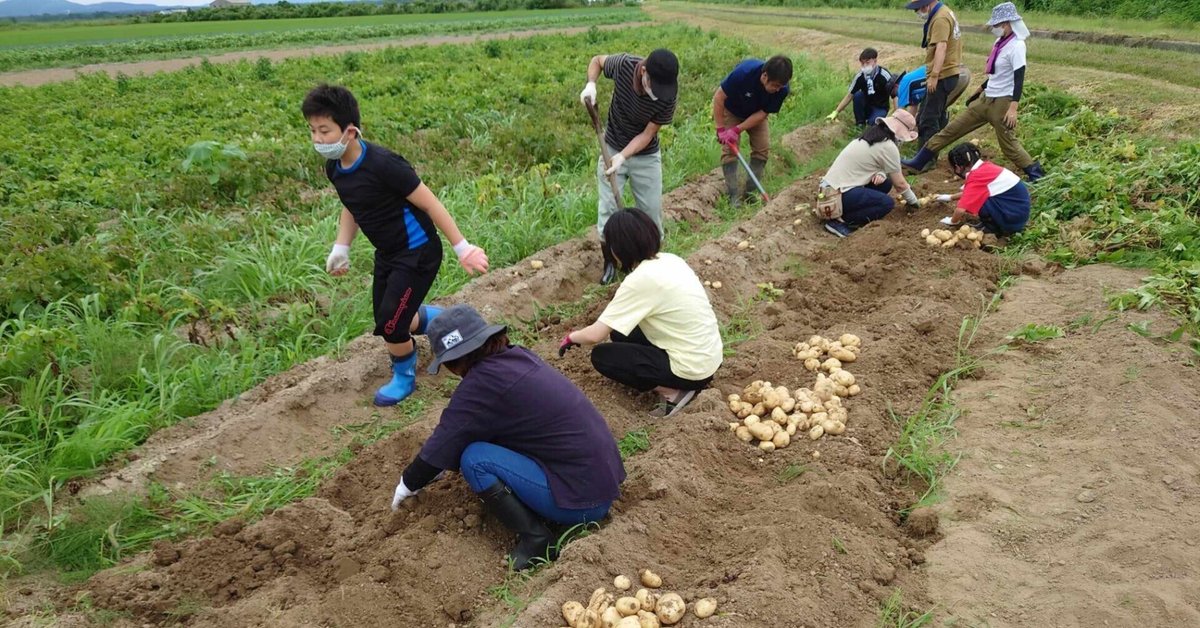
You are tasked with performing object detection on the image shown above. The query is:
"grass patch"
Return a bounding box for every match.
[617,429,652,460]
[877,589,935,628]
[831,536,847,554]
[1005,323,1065,344]
[777,463,808,484]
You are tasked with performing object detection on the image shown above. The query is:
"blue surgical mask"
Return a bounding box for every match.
[314,128,356,160]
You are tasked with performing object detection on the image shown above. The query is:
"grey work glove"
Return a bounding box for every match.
[902,188,921,208]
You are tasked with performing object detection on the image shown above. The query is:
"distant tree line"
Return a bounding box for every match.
[684,0,1198,24]
[130,0,622,23]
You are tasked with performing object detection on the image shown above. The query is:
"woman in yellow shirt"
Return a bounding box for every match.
[559,209,723,417]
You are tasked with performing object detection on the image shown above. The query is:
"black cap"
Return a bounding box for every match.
[643,48,679,103]
[425,304,507,375]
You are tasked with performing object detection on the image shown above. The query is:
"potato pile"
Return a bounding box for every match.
[792,333,861,377]
[560,569,717,627]
[920,225,983,249]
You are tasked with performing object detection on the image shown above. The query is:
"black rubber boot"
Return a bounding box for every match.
[722,162,741,207]
[479,482,555,571]
[1023,161,1045,182]
[743,158,767,203]
[599,241,617,285]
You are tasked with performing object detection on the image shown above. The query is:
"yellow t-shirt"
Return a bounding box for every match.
[924,5,964,80]
[598,253,723,381]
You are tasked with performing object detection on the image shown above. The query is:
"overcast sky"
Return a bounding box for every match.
[73,1,217,4]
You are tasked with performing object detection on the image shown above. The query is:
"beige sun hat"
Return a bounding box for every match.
[879,109,919,143]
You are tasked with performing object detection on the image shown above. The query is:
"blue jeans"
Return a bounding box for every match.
[852,91,889,126]
[841,179,895,229]
[979,181,1031,236]
[460,442,611,525]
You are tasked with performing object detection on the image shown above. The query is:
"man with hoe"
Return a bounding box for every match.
[580,49,680,285]
[712,55,793,206]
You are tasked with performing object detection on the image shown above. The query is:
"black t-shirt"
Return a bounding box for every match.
[849,67,893,110]
[325,141,436,254]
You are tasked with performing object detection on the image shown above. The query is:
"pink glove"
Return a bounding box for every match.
[454,240,489,275]
[558,333,579,358]
[718,127,741,147]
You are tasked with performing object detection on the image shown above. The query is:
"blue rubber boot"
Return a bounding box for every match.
[374,351,417,407]
[1023,161,1045,182]
[902,147,938,174]
[414,304,443,336]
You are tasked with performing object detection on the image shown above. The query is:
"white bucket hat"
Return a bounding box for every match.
[987,2,1030,40]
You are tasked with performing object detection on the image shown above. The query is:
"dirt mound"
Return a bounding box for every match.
[924,264,1200,627]
[79,123,1012,626]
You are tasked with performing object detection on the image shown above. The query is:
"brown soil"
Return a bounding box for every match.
[924,265,1200,627]
[70,122,1010,627]
[0,24,632,88]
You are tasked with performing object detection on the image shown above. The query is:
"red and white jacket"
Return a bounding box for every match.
[957,160,1021,215]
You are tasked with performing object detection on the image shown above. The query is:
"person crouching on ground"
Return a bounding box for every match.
[940,143,1030,235]
[389,305,625,571]
[712,54,793,207]
[826,48,892,127]
[303,84,489,407]
[817,110,923,238]
[558,209,722,418]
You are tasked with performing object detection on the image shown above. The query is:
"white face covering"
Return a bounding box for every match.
[641,71,658,101]
[917,8,931,19]
[991,26,1006,37]
[861,64,876,75]
[314,127,356,160]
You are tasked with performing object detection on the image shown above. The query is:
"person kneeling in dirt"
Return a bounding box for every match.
[817,110,922,238]
[558,209,723,418]
[713,54,793,206]
[389,305,625,571]
[938,142,1031,235]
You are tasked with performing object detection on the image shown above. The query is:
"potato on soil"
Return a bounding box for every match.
[770,407,788,424]
[615,597,641,617]
[617,617,642,628]
[563,601,586,625]
[829,347,857,362]
[848,384,861,396]
[747,422,774,442]
[933,229,953,242]
[826,421,846,435]
[602,607,624,628]
[530,259,545,270]
[743,414,760,426]
[654,593,687,625]
[734,426,753,443]
[758,440,776,453]
[920,228,931,238]
[588,588,612,616]
[639,569,662,589]
[772,429,791,449]
[925,235,942,246]
[821,358,842,372]
[637,610,662,628]
[809,424,825,440]
[635,588,657,611]
[804,357,821,372]
[694,598,718,619]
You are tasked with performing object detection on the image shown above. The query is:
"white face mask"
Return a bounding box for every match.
[861,64,876,75]
[917,9,931,19]
[314,127,356,160]
[641,71,658,102]
[991,26,1006,37]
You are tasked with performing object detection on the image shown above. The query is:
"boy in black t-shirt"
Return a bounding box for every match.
[302,84,489,406]
[825,48,893,127]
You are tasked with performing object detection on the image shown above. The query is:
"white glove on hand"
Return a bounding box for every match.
[605,153,626,176]
[902,188,920,207]
[580,81,597,106]
[453,240,490,275]
[935,194,953,202]
[326,243,350,275]
[391,478,415,511]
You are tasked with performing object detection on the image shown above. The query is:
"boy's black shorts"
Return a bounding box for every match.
[372,240,443,344]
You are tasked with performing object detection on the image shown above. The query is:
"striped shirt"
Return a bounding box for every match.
[602,53,676,156]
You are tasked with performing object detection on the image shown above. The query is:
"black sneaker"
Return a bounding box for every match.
[651,389,698,418]
[824,220,852,238]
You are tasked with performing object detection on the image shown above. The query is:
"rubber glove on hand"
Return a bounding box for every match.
[453,240,489,275]
[605,153,626,176]
[326,243,350,275]
[558,333,580,358]
[580,81,597,106]
[391,478,415,511]
[902,188,921,208]
[717,127,741,147]
[825,111,838,122]
[935,194,953,202]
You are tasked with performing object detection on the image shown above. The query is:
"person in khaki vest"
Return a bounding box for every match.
[904,0,964,149]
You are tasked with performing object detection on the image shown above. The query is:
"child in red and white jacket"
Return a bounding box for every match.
[937,142,1031,235]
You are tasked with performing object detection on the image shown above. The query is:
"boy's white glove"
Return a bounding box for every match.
[605,153,626,176]
[935,194,953,202]
[580,81,597,106]
[901,188,920,207]
[326,243,350,275]
[391,478,415,511]
[453,240,489,275]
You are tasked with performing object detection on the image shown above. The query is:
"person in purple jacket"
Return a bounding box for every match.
[388,304,626,571]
